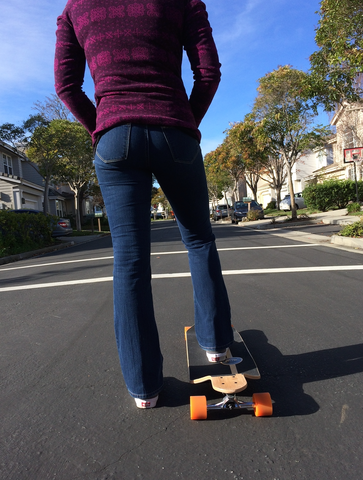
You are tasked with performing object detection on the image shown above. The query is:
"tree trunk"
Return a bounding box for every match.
[43,177,50,215]
[233,177,239,203]
[224,192,230,217]
[285,160,297,220]
[75,189,82,231]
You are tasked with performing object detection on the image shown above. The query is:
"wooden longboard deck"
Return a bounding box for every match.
[186,326,260,387]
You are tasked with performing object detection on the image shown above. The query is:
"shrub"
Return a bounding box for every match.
[266,201,276,210]
[347,202,361,214]
[0,211,54,257]
[246,209,261,221]
[339,217,363,238]
[303,179,363,211]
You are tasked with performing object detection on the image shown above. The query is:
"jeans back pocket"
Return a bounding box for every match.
[162,127,200,164]
[95,124,132,164]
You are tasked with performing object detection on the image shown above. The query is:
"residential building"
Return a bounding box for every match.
[250,149,332,208]
[0,140,44,210]
[250,102,363,206]
[311,102,363,182]
[0,139,74,214]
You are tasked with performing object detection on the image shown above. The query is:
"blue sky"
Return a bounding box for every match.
[0,0,326,154]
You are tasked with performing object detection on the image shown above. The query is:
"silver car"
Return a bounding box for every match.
[212,204,231,221]
[280,193,306,211]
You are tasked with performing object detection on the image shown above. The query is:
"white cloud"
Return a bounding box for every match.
[206,0,292,71]
[0,1,64,93]
[211,0,264,45]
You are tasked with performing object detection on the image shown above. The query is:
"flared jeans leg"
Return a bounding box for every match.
[94,126,163,400]
[94,124,233,399]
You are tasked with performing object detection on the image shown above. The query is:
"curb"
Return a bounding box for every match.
[243,219,322,230]
[331,235,363,249]
[0,241,75,266]
[234,217,363,251]
[0,233,111,266]
[321,218,358,226]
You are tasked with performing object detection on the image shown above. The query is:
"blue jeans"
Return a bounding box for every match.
[94,124,233,399]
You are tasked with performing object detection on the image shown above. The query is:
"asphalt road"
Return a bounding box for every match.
[1,221,363,480]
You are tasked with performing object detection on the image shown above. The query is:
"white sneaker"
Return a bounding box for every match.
[206,350,227,363]
[134,396,159,409]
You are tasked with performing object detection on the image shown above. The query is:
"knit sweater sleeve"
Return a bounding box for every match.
[183,0,221,127]
[54,13,96,136]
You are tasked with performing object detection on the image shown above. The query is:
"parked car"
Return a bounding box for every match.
[231,200,264,223]
[11,209,73,237]
[52,217,73,237]
[280,193,306,211]
[212,204,231,221]
[150,207,164,219]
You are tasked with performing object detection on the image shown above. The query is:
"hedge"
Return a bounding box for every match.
[303,179,363,211]
[0,211,55,256]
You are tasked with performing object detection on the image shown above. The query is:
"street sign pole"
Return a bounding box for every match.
[343,147,363,204]
[354,161,359,203]
[243,197,252,212]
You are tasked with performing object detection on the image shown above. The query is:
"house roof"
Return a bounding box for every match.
[331,101,363,126]
[0,139,27,160]
[48,187,74,199]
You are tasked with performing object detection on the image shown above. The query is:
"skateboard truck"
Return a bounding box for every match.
[208,394,254,411]
[190,392,272,420]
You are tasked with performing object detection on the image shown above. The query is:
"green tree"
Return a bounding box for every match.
[207,139,245,204]
[204,150,232,209]
[308,0,363,110]
[253,65,331,218]
[0,123,27,149]
[23,115,49,134]
[26,120,74,214]
[55,121,94,231]
[0,116,50,150]
[151,187,171,218]
[226,117,269,201]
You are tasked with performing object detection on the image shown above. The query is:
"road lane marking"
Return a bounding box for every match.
[0,277,114,292]
[0,244,322,272]
[1,264,363,292]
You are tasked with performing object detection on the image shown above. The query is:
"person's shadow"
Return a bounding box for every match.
[240,329,363,417]
[161,330,363,417]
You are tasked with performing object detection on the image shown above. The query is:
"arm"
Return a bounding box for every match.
[54,14,96,136]
[183,0,221,127]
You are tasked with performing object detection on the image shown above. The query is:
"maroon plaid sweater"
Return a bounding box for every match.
[54,0,221,144]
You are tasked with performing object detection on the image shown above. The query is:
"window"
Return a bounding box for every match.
[343,129,354,149]
[348,167,355,180]
[2,154,13,175]
[326,147,334,165]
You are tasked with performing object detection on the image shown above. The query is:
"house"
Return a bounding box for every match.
[249,102,363,207]
[251,149,332,208]
[0,140,44,211]
[310,102,363,182]
[48,186,75,217]
[0,139,74,215]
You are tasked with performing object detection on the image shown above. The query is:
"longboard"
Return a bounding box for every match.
[185,326,272,419]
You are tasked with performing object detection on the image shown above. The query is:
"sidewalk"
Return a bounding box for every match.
[230,208,363,251]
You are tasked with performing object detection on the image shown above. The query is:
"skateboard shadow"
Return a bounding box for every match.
[241,329,363,417]
[160,376,217,408]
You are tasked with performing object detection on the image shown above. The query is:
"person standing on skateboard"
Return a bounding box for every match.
[55,0,233,408]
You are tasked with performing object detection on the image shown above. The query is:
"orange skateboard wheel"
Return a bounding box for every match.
[190,396,207,420]
[252,392,273,417]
